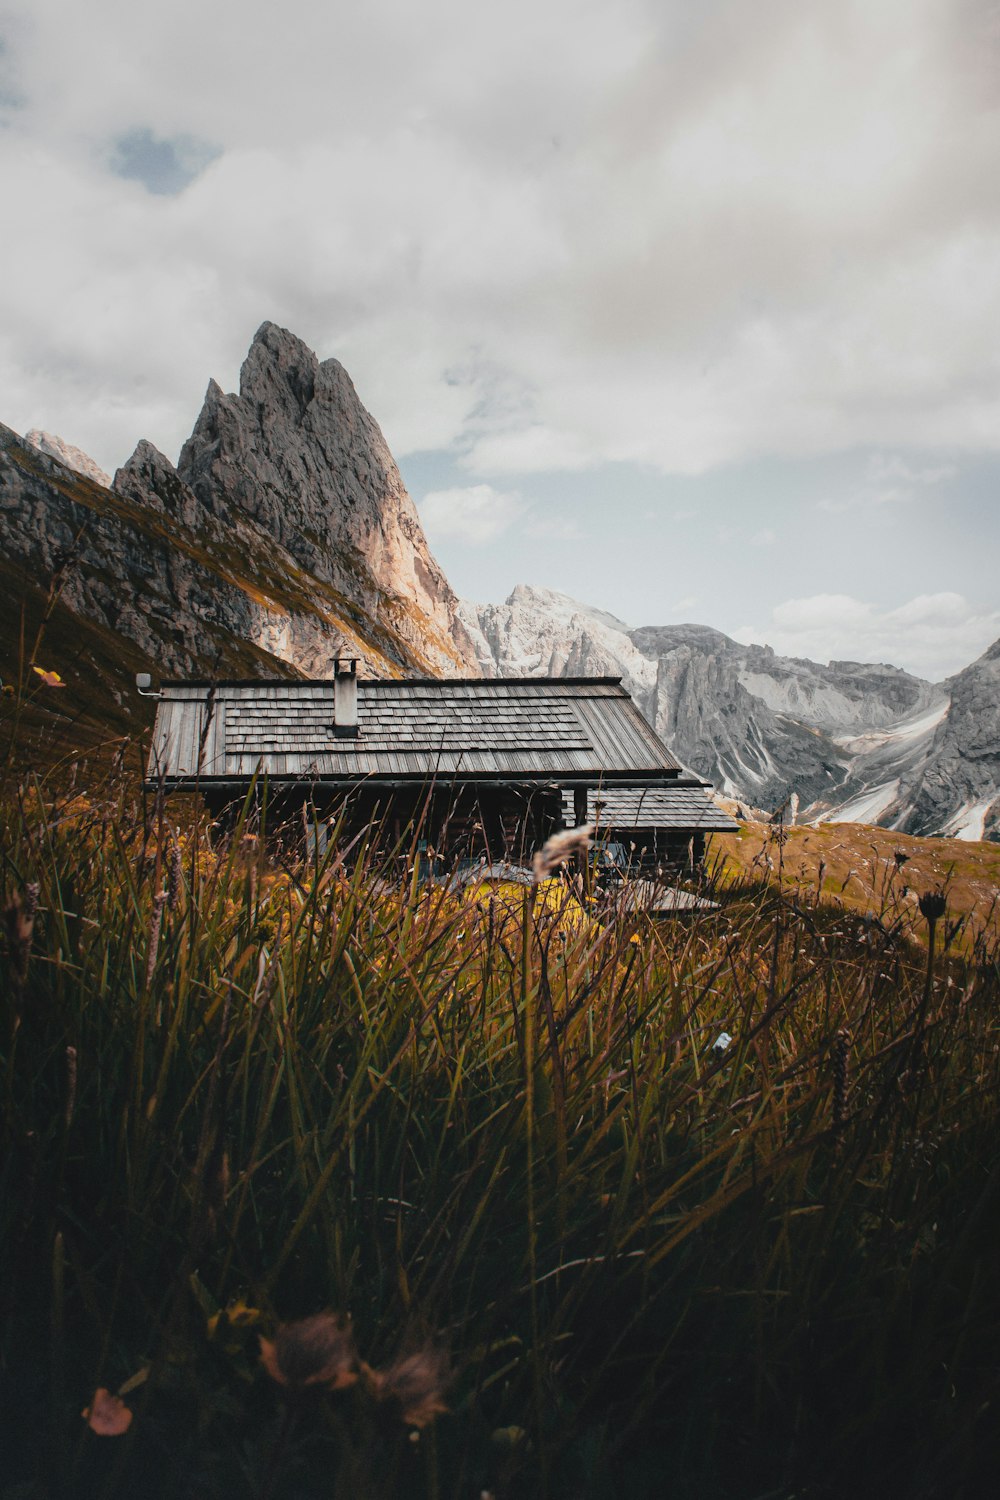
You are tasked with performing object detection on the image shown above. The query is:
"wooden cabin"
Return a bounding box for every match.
[144,663,737,865]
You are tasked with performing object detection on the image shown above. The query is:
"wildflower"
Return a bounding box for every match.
[531,825,593,884]
[259,1312,357,1391]
[365,1347,450,1428]
[711,1031,733,1055]
[82,1388,132,1436]
[208,1299,262,1339]
[31,666,66,688]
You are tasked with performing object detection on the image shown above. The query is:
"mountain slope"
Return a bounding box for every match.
[894,639,1000,840]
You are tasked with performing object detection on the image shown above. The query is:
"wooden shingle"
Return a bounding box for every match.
[148,676,686,785]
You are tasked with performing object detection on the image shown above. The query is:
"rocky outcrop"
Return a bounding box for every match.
[0,424,303,698]
[457,585,656,698]
[173,322,476,677]
[894,640,1000,840]
[1,324,480,730]
[25,429,111,488]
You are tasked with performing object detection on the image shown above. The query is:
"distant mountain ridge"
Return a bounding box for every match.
[460,586,997,841]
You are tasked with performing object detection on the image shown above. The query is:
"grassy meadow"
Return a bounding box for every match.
[3,749,1000,1499]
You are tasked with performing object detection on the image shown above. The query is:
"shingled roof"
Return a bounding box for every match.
[147,677,684,785]
[561,786,739,833]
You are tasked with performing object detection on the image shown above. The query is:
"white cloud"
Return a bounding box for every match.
[418,483,584,545]
[418,484,527,544]
[0,0,998,481]
[734,591,1000,681]
[819,450,958,512]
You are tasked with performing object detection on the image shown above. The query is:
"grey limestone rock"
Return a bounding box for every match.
[175,322,476,676]
[895,639,1000,840]
[25,429,111,488]
[461,584,998,839]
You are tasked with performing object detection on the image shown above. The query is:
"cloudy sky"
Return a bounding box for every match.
[1,0,998,680]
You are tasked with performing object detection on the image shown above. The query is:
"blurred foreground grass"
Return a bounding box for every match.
[3,759,1000,1499]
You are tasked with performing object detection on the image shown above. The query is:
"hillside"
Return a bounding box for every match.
[710,814,1000,950]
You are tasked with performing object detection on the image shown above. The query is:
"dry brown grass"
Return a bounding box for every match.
[710,816,1000,950]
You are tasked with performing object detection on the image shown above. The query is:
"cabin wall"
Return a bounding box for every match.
[203,783,563,867]
[602,827,706,876]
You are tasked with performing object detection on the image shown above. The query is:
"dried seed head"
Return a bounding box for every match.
[260,1312,357,1391]
[4,881,40,992]
[832,1030,850,1132]
[167,834,183,912]
[532,825,593,884]
[365,1347,450,1428]
[22,882,40,923]
[144,891,167,989]
[918,890,947,924]
[65,1045,78,1128]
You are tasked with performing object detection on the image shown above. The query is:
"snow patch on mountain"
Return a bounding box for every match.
[943,794,998,842]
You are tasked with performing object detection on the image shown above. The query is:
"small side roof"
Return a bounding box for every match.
[146,676,683,785]
[563,785,739,833]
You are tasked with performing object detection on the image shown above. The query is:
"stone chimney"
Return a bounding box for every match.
[333,657,358,736]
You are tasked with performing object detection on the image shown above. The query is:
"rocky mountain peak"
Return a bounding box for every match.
[238,321,319,423]
[114,440,201,528]
[25,429,110,487]
[630,623,737,657]
[172,323,475,675]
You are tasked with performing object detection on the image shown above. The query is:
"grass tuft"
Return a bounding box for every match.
[2,757,1000,1497]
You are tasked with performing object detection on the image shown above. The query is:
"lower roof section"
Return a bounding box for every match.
[562,785,739,834]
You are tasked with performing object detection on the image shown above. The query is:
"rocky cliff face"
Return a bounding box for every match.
[461,586,996,840]
[461,588,912,807]
[0,325,478,741]
[457,585,656,697]
[894,640,1000,840]
[172,323,475,676]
